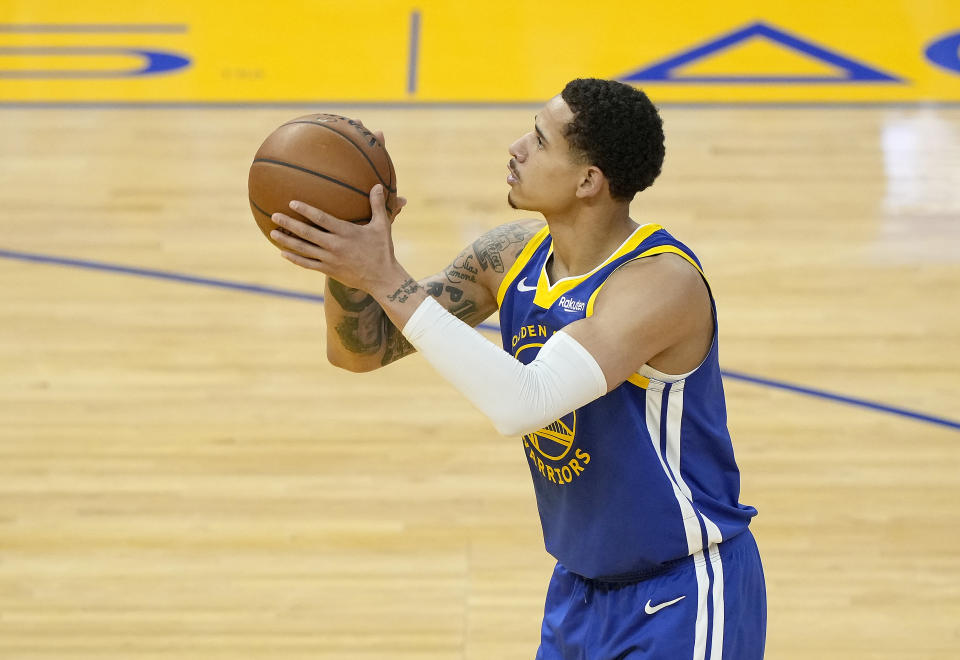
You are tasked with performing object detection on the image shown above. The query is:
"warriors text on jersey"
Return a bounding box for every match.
[497,223,757,580]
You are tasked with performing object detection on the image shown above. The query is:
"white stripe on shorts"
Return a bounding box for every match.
[699,516,727,660]
[692,549,710,660]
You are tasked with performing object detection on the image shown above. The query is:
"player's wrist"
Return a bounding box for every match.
[370,266,428,328]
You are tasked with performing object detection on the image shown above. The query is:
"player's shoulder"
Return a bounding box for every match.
[471,218,546,276]
[600,250,708,310]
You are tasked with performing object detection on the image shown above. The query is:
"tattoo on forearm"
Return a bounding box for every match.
[329,279,386,355]
[473,224,530,273]
[328,279,375,312]
[335,315,383,354]
[379,285,479,366]
[380,322,416,366]
[386,278,421,303]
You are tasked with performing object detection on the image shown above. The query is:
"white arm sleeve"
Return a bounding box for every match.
[401,296,607,436]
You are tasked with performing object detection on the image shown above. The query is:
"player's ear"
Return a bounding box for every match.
[576,166,605,199]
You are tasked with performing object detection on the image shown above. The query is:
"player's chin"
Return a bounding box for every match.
[507,190,532,211]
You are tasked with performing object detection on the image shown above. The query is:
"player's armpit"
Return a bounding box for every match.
[561,253,714,390]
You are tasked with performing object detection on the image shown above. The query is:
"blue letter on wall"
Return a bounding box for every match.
[0,46,191,78]
[925,31,960,75]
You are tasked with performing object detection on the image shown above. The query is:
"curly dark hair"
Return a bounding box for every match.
[560,78,665,201]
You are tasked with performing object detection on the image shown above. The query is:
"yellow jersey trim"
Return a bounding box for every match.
[531,224,663,309]
[496,225,552,307]
[585,244,708,317]
[627,374,651,389]
[632,245,705,277]
[583,242,706,392]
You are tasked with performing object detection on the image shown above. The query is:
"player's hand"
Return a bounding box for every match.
[372,129,407,221]
[271,184,407,297]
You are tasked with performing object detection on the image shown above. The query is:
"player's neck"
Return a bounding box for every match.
[543,202,637,281]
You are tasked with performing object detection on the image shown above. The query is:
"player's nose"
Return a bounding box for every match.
[509,136,526,162]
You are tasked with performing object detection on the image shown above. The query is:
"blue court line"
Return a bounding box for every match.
[0,248,324,303]
[721,371,960,431]
[1,246,957,433]
[407,10,421,95]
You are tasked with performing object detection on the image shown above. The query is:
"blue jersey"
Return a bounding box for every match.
[496,223,757,580]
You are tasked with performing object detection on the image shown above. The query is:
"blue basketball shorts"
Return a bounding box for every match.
[535,529,766,660]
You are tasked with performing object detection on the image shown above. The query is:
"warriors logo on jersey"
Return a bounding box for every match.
[526,412,575,461]
[515,334,592,485]
[521,410,593,486]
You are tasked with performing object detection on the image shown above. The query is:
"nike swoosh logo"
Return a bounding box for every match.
[516,278,537,292]
[644,595,686,615]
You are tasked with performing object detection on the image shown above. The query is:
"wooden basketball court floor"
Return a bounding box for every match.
[0,104,958,659]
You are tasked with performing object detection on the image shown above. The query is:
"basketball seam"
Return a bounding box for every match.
[249,196,370,224]
[252,158,370,196]
[281,120,397,193]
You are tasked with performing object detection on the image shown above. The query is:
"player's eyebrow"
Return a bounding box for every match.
[534,115,548,144]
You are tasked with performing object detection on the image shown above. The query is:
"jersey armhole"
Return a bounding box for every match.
[586,245,714,388]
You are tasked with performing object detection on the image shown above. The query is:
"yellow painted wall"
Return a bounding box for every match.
[1,0,959,103]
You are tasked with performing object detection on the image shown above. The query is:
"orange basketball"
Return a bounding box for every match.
[248,113,398,250]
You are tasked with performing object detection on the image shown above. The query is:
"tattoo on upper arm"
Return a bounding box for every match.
[473,224,532,273]
[448,299,478,321]
[425,281,480,321]
[445,252,479,284]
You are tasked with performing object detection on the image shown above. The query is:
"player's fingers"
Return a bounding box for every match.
[272,213,323,244]
[280,250,329,273]
[373,129,385,146]
[272,212,338,247]
[388,195,408,223]
[287,201,351,235]
[368,184,390,226]
[270,227,334,261]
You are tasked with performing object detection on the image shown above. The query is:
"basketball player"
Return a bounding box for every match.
[269,78,766,659]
